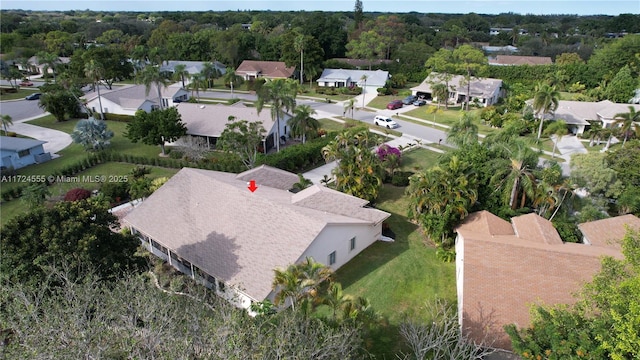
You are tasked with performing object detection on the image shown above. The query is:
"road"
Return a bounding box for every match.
[0,98,47,121]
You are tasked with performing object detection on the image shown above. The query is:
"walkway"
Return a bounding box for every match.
[9,114,72,156]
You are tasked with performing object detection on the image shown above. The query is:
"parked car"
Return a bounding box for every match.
[374,115,399,129]
[386,100,403,110]
[413,99,427,106]
[25,93,41,100]
[402,95,417,105]
[20,80,34,86]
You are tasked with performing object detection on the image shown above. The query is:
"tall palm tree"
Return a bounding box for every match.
[189,73,206,102]
[137,66,170,110]
[256,78,297,152]
[1,114,13,135]
[343,98,356,119]
[172,64,189,88]
[431,83,449,109]
[490,140,538,209]
[584,121,604,147]
[201,61,220,89]
[294,34,305,85]
[613,106,640,147]
[84,59,106,120]
[446,112,478,147]
[544,119,568,158]
[222,67,243,98]
[38,52,59,83]
[532,82,560,140]
[360,74,368,108]
[289,104,319,144]
[305,64,320,89]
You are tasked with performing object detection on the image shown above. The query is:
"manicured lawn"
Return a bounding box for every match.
[400,147,445,172]
[367,94,404,110]
[318,118,345,132]
[0,87,40,100]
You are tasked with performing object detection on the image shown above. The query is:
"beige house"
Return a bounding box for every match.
[454,211,624,352]
[411,73,503,108]
[123,166,390,312]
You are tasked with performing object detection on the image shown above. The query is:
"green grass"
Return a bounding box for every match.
[366,94,403,110]
[318,118,345,132]
[400,148,445,173]
[0,87,40,100]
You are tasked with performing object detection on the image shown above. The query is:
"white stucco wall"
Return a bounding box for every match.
[455,233,465,327]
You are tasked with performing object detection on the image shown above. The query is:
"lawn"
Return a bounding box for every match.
[400,147,445,173]
[0,87,40,100]
[318,118,345,132]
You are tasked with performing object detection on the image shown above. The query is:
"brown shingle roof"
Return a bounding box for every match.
[511,213,563,245]
[236,60,295,79]
[490,55,552,66]
[456,211,623,350]
[578,214,640,250]
[123,167,390,301]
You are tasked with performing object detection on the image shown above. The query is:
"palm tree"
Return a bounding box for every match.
[584,122,603,147]
[613,106,640,147]
[272,264,302,311]
[38,52,59,83]
[172,64,188,88]
[490,140,538,209]
[222,67,243,98]
[71,118,114,151]
[201,61,220,89]
[360,74,368,108]
[294,34,305,85]
[256,78,297,152]
[292,174,313,191]
[431,83,449,109]
[321,282,353,320]
[425,105,443,126]
[446,112,478,147]
[305,64,320,89]
[271,257,332,311]
[189,73,206,102]
[289,104,319,144]
[343,98,356,119]
[1,114,13,135]
[544,119,568,158]
[137,66,170,110]
[532,82,560,140]
[84,59,106,120]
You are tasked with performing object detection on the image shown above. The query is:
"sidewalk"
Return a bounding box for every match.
[10,114,72,156]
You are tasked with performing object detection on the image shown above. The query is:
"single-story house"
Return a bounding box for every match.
[578,214,640,250]
[482,45,519,54]
[159,60,226,76]
[0,136,51,170]
[17,56,71,75]
[411,73,503,108]
[524,99,640,135]
[488,55,552,66]
[316,69,389,89]
[175,102,291,152]
[123,166,390,312]
[236,60,295,81]
[455,211,624,352]
[83,84,189,116]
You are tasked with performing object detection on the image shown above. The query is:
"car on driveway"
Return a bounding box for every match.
[374,115,399,129]
[402,95,417,105]
[386,100,403,110]
[413,99,427,106]
[25,93,41,100]
[20,80,34,86]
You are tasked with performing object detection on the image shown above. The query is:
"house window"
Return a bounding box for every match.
[349,237,356,251]
[218,281,226,293]
[17,150,30,158]
[329,251,336,265]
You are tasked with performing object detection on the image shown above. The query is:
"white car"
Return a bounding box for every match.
[374,115,398,129]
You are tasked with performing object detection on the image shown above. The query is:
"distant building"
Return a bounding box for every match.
[236,60,295,81]
[83,84,189,116]
[411,73,503,108]
[482,45,519,54]
[316,69,389,89]
[488,55,552,66]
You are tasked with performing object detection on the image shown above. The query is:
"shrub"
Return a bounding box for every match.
[391,171,413,187]
[130,166,151,179]
[100,181,129,204]
[64,188,92,201]
[104,114,135,122]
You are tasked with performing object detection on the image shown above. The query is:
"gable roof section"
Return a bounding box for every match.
[176,102,278,137]
[236,60,295,79]
[159,60,226,75]
[528,100,640,125]
[236,165,300,190]
[490,55,552,66]
[456,211,623,350]
[411,73,502,98]
[88,84,184,109]
[317,69,390,88]
[123,166,390,301]
[0,136,46,151]
[455,210,514,237]
[511,213,563,245]
[578,214,640,250]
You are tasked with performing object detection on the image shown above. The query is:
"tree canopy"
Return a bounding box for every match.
[126,108,187,155]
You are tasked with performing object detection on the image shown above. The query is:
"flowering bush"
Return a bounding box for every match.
[375,144,401,161]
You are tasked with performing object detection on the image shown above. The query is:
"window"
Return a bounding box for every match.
[18,150,30,158]
[349,237,356,251]
[329,251,336,265]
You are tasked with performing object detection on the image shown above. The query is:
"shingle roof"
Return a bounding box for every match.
[175,102,277,137]
[123,167,390,301]
[578,214,640,250]
[236,60,295,79]
[411,73,502,98]
[317,69,390,88]
[0,136,46,151]
[88,84,183,109]
[511,213,563,245]
[525,100,640,125]
[489,55,552,66]
[456,211,623,350]
[159,60,226,75]
[236,165,300,190]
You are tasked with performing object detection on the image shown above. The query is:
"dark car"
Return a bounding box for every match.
[413,99,427,106]
[386,100,403,110]
[25,93,42,100]
[402,95,417,105]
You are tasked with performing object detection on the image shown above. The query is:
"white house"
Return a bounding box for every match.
[123,166,391,312]
[411,73,503,108]
[175,102,291,152]
[83,84,189,116]
[316,69,389,89]
[159,60,227,77]
[0,136,50,170]
[17,56,71,75]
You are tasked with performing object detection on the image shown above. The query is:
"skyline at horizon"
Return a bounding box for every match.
[2,1,639,16]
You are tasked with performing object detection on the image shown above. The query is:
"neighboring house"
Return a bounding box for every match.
[411,73,503,107]
[482,45,519,54]
[123,166,390,312]
[236,60,295,81]
[0,136,51,170]
[159,60,226,76]
[454,211,624,352]
[175,102,290,151]
[630,89,640,104]
[316,69,389,89]
[83,84,189,116]
[327,58,393,70]
[17,56,70,74]
[489,28,527,36]
[578,214,640,250]
[488,55,552,66]
[525,99,640,135]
